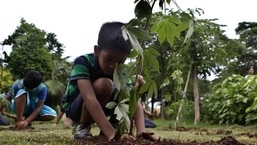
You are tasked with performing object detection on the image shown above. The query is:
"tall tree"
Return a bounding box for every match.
[46,32,64,57]
[236,22,257,71]
[186,18,231,124]
[2,18,65,80]
[217,22,257,80]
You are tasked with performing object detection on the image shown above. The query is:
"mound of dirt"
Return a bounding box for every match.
[69,135,245,145]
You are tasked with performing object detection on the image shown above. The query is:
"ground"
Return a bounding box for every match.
[68,126,257,145]
[1,124,257,145]
[69,135,246,145]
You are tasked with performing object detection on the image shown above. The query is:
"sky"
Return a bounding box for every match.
[0,0,256,61]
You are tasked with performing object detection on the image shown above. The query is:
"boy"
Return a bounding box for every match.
[61,21,156,141]
[244,66,254,77]
[0,70,57,129]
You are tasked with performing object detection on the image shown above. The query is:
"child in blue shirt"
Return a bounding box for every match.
[0,70,57,129]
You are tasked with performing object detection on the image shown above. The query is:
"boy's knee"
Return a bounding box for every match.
[93,78,114,97]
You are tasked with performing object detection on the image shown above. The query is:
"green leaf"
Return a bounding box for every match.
[119,103,129,113]
[106,102,117,109]
[160,78,170,89]
[177,21,189,33]
[123,27,144,58]
[146,81,158,99]
[169,16,182,25]
[151,18,178,46]
[129,87,138,118]
[146,52,159,71]
[134,0,152,19]
[128,27,151,41]
[157,20,168,45]
[183,20,194,45]
[114,107,124,121]
[139,81,151,94]
[115,119,129,138]
[243,98,249,103]
[120,98,129,104]
[166,0,171,5]
[113,64,129,91]
[147,47,159,56]
[180,12,192,20]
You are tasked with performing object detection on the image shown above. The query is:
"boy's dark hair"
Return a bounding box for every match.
[97,21,132,54]
[23,70,43,89]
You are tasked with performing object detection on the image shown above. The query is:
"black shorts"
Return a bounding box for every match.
[66,89,117,123]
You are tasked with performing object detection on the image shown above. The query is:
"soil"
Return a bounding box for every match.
[69,126,257,145]
[69,135,246,145]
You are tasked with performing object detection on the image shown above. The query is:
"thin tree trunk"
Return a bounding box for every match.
[160,87,164,119]
[0,44,3,90]
[160,60,165,119]
[193,65,200,124]
[174,66,191,128]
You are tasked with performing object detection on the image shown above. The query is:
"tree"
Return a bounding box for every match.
[151,13,235,124]
[236,22,257,71]
[216,22,257,82]
[0,66,13,93]
[46,32,64,57]
[51,58,72,86]
[2,18,66,80]
[185,18,233,124]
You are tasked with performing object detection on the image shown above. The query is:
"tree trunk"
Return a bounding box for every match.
[174,66,191,128]
[193,65,200,124]
[0,44,3,90]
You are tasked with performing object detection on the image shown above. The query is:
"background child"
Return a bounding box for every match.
[0,70,57,129]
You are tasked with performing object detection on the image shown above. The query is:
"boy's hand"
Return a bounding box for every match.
[15,120,28,129]
[120,134,136,141]
[137,132,158,141]
[147,113,155,120]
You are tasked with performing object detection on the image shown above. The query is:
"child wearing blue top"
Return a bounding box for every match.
[0,70,57,129]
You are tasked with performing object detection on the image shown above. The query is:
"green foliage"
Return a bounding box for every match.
[2,18,66,80]
[0,94,11,110]
[44,79,66,108]
[51,59,72,86]
[129,87,139,119]
[143,48,160,72]
[165,100,194,121]
[220,22,257,80]
[134,0,152,19]
[0,67,13,93]
[151,13,192,47]
[8,46,53,79]
[46,33,64,57]
[204,74,257,125]
[127,19,152,41]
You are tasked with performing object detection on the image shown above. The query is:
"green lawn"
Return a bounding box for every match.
[0,119,257,145]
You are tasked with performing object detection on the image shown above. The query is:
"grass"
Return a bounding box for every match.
[154,119,257,144]
[0,118,257,145]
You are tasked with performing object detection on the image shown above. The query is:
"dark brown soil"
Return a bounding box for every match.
[69,135,246,145]
[68,126,257,145]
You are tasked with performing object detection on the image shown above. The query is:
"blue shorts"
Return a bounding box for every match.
[11,89,57,118]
